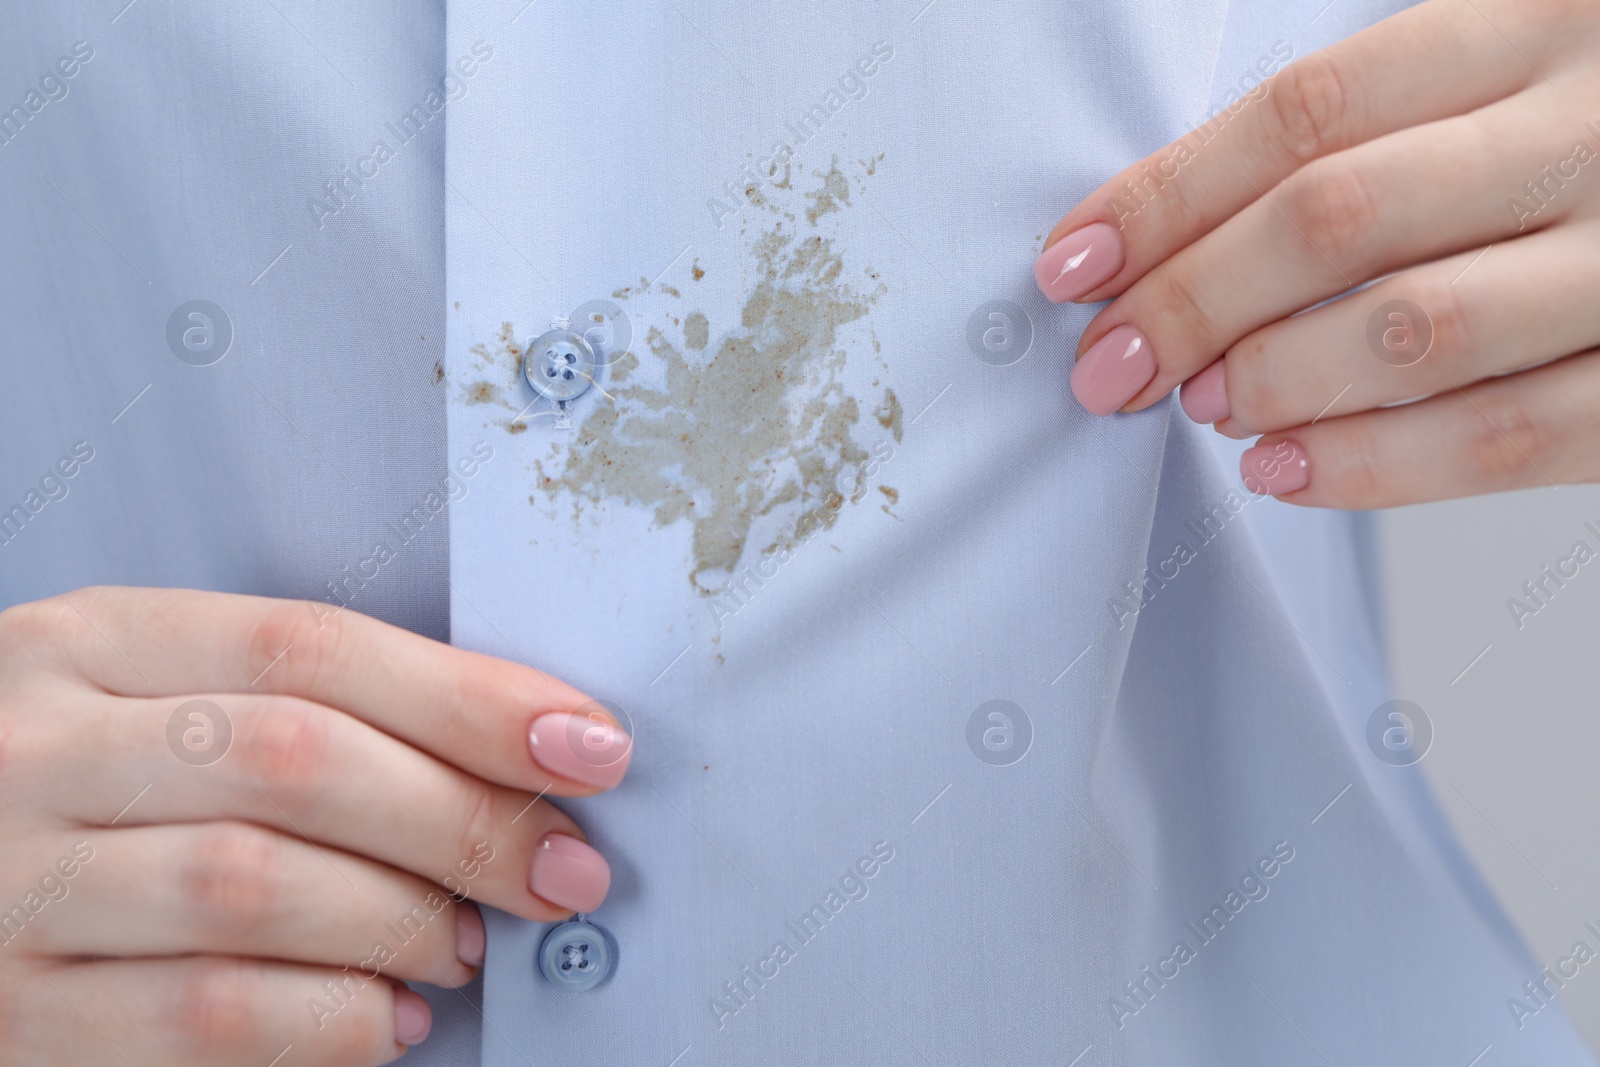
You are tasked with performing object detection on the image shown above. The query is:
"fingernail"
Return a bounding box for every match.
[1180,360,1230,424]
[1071,325,1156,416]
[530,833,611,912]
[1241,439,1310,496]
[456,903,485,968]
[393,988,432,1046]
[1034,222,1124,303]
[528,711,633,790]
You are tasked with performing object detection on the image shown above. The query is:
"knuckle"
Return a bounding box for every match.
[245,600,348,697]
[162,959,261,1051]
[1224,334,1276,425]
[178,823,289,933]
[235,699,336,801]
[1266,56,1352,166]
[1340,424,1391,506]
[1403,279,1472,370]
[1280,159,1382,272]
[1148,266,1223,351]
[1116,151,1207,238]
[1464,387,1554,485]
[0,595,81,652]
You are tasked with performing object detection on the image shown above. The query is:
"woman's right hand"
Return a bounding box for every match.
[0,586,631,1066]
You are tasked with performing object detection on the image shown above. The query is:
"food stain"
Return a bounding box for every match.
[683,311,710,352]
[533,159,896,594]
[874,388,903,444]
[804,161,851,225]
[463,322,530,417]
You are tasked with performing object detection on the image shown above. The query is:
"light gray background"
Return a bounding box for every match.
[1382,486,1600,1049]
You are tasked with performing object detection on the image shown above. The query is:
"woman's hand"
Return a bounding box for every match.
[1037,0,1600,507]
[0,586,631,1066]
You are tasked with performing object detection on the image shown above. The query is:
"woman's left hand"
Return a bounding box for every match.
[1036,0,1600,508]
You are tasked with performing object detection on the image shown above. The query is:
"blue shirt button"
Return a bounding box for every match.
[524,326,598,404]
[538,919,614,992]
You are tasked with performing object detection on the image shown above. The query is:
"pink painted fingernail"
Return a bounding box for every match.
[530,833,611,912]
[528,711,632,790]
[456,903,485,968]
[1241,439,1310,496]
[1034,222,1124,303]
[393,988,432,1046]
[1181,360,1230,424]
[1071,325,1156,416]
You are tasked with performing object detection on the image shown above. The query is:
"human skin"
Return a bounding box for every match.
[1037,0,1600,507]
[0,587,629,1065]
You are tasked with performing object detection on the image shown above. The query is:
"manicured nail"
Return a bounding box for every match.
[1034,222,1124,303]
[1241,439,1310,496]
[528,711,632,790]
[1180,359,1230,424]
[393,988,432,1046]
[530,833,611,912]
[456,903,485,968]
[1071,325,1156,416]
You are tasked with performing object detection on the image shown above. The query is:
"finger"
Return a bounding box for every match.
[1081,83,1598,414]
[1036,0,1541,304]
[19,586,632,796]
[1236,346,1600,509]
[46,692,611,919]
[11,823,482,987]
[14,957,421,1067]
[1202,220,1600,436]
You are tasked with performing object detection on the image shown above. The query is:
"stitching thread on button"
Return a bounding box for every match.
[538,916,615,993]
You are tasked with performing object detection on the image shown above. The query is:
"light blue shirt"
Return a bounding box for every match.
[1,2,1590,1065]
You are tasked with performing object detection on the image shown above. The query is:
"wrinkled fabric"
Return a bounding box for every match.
[0,0,1591,1064]
[442,1,1595,1064]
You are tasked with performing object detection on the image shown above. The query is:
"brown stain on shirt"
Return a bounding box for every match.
[683,311,710,351]
[874,388,903,444]
[533,160,895,594]
[804,161,851,225]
